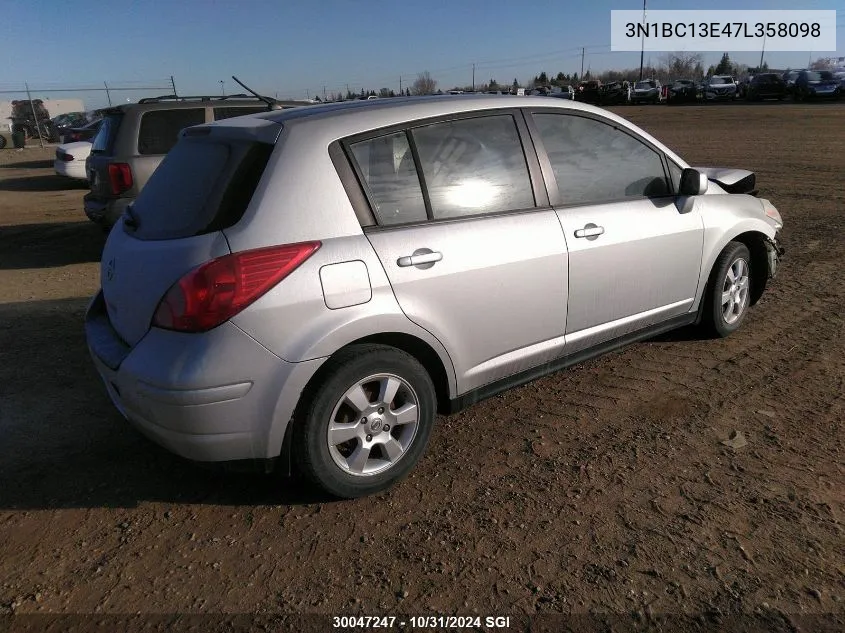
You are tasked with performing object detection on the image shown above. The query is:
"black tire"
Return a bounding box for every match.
[702,242,753,338]
[0,135,6,149]
[293,344,437,498]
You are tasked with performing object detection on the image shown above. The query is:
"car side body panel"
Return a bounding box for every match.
[691,193,778,310]
[227,234,459,397]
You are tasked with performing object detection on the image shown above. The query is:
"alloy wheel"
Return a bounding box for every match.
[721,258,750,325]
[326,373,420,477]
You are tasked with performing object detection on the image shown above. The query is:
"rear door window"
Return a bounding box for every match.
[213,106,269,121]
[410,115,535,219]
[138,108,205,155]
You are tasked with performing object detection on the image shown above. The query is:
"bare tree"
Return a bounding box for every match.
[659,52,704,79]
[809,56,835,70]
[412,71,437,95]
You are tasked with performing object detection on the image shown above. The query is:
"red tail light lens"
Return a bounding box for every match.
[108,163,133,195]
[152,242,321,333]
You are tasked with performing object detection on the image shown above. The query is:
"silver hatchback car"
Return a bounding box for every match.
[86,95,784,498]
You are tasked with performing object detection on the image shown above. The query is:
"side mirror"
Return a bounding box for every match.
[679,168,708,196]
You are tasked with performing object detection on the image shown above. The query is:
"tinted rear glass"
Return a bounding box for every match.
[128,137,274,240]
[91,113,123,154]
[138,109,205,155]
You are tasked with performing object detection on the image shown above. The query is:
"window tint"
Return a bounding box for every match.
[411,115,534,219]
[213,106,269,121]
[349,132,427,226]
[138,109,205,155]
[91,113,123,155]
[131,138,273,240]
[533,113,670,205]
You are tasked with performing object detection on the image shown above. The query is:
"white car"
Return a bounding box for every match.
[54,141,92,180]
[704,75,738,102]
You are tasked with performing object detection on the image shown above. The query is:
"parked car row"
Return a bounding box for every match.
[557,69,844,108]
[743,69,843,102]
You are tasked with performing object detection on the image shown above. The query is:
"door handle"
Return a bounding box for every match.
[574,224,605,239]
[397,250,443,267]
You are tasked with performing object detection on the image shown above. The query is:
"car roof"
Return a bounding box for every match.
[99,97,308,115]
[248,94,611,129]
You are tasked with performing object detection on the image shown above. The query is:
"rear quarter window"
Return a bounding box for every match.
[138,108,206,155]
[91,113,123,155]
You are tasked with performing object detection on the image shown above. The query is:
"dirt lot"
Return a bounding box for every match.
[0,104,843,631]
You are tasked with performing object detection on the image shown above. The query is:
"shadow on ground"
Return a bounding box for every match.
[0,221,104,269]
[0,159,55,170]
[0,174,88,192]
[0,298,333,510]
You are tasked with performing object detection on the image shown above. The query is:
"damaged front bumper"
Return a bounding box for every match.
[766,237,785,278]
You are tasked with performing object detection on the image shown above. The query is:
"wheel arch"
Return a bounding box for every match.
[306,332,454,415]
[275,331,455,476]
[726,230,772,306]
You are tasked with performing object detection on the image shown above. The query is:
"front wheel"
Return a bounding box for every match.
[702,242,752,338]
[293,344,437,498]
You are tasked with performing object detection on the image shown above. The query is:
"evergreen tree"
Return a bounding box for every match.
[714,53,732,74]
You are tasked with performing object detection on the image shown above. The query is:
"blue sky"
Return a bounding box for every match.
[1,0,842,109]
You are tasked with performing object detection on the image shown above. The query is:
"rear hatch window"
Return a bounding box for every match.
[138,108,205,155]
[91,113,123,155]
[126,136,274,240]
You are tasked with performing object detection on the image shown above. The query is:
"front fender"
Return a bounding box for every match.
[694,195,778,309]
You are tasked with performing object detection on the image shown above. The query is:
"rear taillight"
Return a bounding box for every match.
[152,242,321,333]
[61,152,74,162]
[108,163,133,195]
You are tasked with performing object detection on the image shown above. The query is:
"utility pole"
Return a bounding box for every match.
[170,75,178,97]
[580,47,585,79]
[399,76,402,95]
[346,83,350,98]
[639,0,647,80]
[103,81,112,106]
[323,85,327,101]
[24,82,44,149]
[472,63,476,92]
[759,34,766,70]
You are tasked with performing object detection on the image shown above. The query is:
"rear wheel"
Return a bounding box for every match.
[702,242,752,338]
[0,135,6,149]
[293,344,437,498]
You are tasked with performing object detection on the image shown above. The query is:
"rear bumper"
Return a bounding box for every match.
[806,90,840,99]
[54,160,86,180]
[84,291,326,462]
[83,193,131,227]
